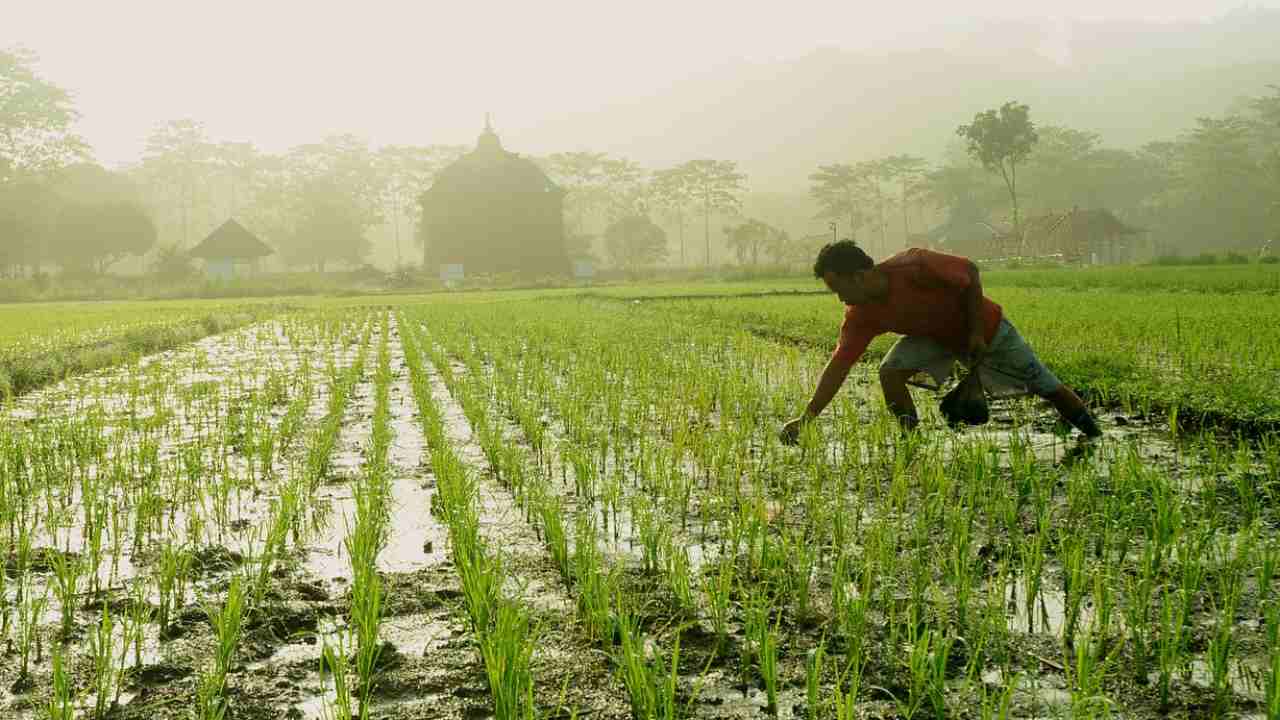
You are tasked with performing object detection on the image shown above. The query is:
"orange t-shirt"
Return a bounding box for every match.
[832,248,1002,367]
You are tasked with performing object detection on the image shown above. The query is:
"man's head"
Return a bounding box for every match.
[813,241,877,305]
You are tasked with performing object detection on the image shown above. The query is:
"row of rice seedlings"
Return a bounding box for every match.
[345,312,393,717]
[399,315,539,720]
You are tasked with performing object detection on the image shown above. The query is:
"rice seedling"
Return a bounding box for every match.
[757,607,782,715]
[611,600,706,720]
[539,492,573,583]
[343,316,393,716]
[806,639,825,720]
[345,505,386,716]
[321,630,355,720]
[831,645,867,720]
[573,513,616,644]
[976,673,1020,720]
[49,548,82,639]
[1265,604,1280,720]
[614,603,659,720]
[480,598,540,720]
[702,558,735,653]
[155,541,191,636]
[15,579,47,682]
[47,639,75,720]
[662,534,696,615]
[1123,542,1159,682]
[88,602,118,718]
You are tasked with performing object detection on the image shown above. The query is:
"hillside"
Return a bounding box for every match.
[525,8,1280,190]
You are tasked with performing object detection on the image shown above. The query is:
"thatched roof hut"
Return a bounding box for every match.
[190,219,273,261]
[418,119,568,277]
[190,219,272,279]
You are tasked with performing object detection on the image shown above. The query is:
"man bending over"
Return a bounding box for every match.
[780,241,1102,442]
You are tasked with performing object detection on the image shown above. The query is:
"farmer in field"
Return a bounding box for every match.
[780,241,1102,443]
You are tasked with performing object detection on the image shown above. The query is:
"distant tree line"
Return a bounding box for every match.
[5,45,1277,281]
[813,91,1280,260]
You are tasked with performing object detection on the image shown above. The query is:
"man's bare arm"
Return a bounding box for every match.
[805,356,854,418]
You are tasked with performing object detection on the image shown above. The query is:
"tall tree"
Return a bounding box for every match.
[600,158,649,222]
[53,201,156,275]
[1019,125,1103,213]
[808,163,872,245]
[0,48,90,184]
[651,167,694,266]
[882,155,929,242]
[284,179,371,273]
[211,141,261,218]
[544,151,612,239]
[46,163,155,274]
[0,181,58,276]
[1178,115,1268,249]
[286,134,384,225]
[859,159,896,256]
[142,119,213,248]
[723,218,785,266]
[919,163,1002,256]
[1248,87,1280,247]
[604,215,667,271]
[667,159,746,266]
[957,101,1038,240]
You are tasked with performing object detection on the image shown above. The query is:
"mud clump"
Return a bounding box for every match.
[159,603,210,639]
[293,579,330,602]
[4,546,79,577]
[126,661,193,687]
[189,545,245,574]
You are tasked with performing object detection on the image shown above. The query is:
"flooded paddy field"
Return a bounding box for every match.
[1,289,1278,720]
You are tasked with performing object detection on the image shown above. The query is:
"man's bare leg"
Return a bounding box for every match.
[879,367,920,430]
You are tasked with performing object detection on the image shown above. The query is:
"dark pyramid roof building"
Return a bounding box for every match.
[189,219,273,260]
[419,119,568,277]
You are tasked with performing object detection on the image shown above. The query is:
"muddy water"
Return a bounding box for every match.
[381,324,449,575]
[0,321,366,718]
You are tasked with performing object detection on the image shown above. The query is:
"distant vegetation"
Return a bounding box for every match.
[3,13,1279,296]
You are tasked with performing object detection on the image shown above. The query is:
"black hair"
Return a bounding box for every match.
[813,240,874,278]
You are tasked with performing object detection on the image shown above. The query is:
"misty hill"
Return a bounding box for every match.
[527,8,1280,190]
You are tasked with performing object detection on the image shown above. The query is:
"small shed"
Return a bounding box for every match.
[190,219,273,280]
[978,208,1144,264]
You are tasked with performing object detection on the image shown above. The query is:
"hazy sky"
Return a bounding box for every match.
[4,1,1274,167]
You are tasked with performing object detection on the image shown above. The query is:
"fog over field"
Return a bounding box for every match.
[7,2,1280,180]
[3,1,1279,275]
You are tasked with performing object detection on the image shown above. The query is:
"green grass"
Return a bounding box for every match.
[0,298,287,398]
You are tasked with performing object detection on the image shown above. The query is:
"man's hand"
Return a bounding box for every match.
[779,410,815,446]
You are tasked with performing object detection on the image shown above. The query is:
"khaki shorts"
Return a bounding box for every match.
[879,318,1063,398]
